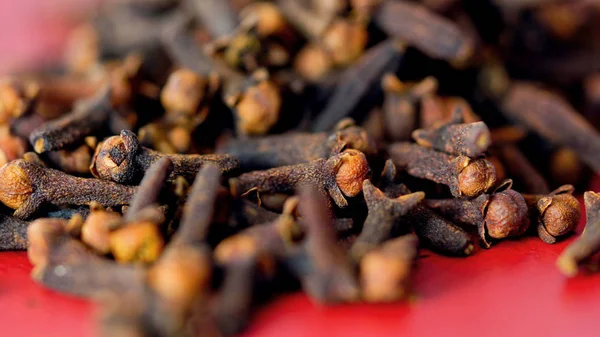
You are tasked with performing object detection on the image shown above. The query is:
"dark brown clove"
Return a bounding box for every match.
[350,180,424,261]
[382,74,438,142]
[0,214,29,250]
[311,39,405,132]
[215,197,300,268]
[388,142,496,197]
[0,159,137,219]
[45,143,95,175]
[412,114,491,158]
[218,121,376,171]
[290,184,360,304]
[360,234,419,303]
[374,0,473,65]
[378,160,474,256]
[90,130,239,184]
[557,191,600,276]
[212,256,257,337]
[425,180,530,248]
[522,185,581,244]
[500,81,600,175]
[107,159,173,264]
[29,84,114,153]
[229,149,370,209]
[27,218,145,298]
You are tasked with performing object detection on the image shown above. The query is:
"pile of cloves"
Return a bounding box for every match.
[1,0,600,335]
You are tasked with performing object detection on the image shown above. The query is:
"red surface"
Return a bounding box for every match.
[3,2,600,336]
[4,228,600,337]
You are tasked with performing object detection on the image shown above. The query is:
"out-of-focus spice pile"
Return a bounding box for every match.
[0,0,599,335]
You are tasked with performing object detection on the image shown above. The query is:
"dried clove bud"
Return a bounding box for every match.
[0,159,137,219]
[378,160,473,256]
[557,191,600,276]
[211,256,258,336]
[425,180,530,248]
[412,114,491,158]
[500,82,600,175]
[360,234,419,302]
[374,0,473,65]
[388,142,496,197]
[289,184,360,304]
[90,130,239,184]
[522,185,581,244]
[350,180,424,261]
[311,39,405,132]
[229,149,370,209]
[215,197,300,269]
[160,68,207,119]
[218,121,376,171]
[382,74,438,142]
[27,218,145,298]
[29,84,114,153]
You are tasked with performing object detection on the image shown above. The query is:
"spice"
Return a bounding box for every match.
[522,185,581,244]
[91,130,239,184]
[388,142,496,197]
[500,81,600,175]
[378,160,473,256]
[218,121,376,171]
[425,180,530,247]
[311,39,405,132]
[382,75,438,142]
[360,234,419,302]
[29,85,114,153]
[412,117,492,157]
[350,180,424,261]
[288,185,360,304]
[0,159,137,219]
[557,191,600,276]
[229,149,370,209]
[374,0,473,65]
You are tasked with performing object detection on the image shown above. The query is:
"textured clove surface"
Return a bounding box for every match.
[0,0,598,336]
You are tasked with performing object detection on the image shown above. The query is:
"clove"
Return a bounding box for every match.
[229,149,370,209]
[388,142,496,197]
[522,185,581,244]
[0,159,137,219]
[90,130,239,184]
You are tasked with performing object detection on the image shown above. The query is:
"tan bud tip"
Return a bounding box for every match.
[0,160,33,210]
[458,158,496,197]
[335,149,370,197]
[33,138,46,154]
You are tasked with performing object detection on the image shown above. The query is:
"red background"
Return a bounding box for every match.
[1,1,600,336]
